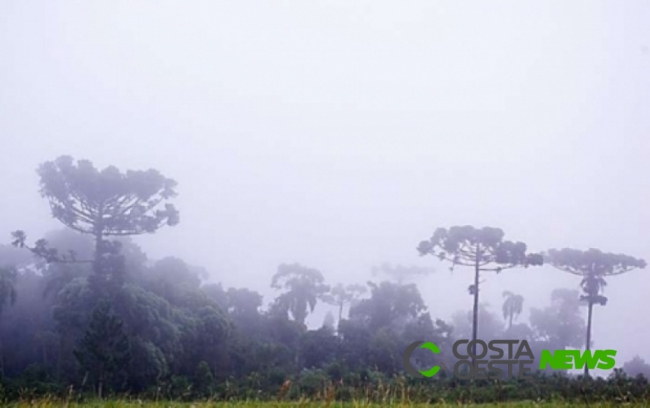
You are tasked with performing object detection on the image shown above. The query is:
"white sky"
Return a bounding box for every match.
[1,1,649,370]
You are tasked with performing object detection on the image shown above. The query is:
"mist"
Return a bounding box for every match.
[1,0,650,395]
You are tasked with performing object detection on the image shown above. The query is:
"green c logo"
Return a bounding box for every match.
[419,341,441,377]
[402,341,441,378]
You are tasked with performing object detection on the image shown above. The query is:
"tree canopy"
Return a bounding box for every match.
[544,248,646,376]
[37,155,179,236]
[0,157,647,402]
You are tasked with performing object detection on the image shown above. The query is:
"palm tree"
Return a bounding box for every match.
[270,263,329,372]
[270,263,329,326]
[501,291,524,329]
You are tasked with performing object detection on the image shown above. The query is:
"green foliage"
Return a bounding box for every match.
[1,157,648,404]
[74,300,132,397]
[299,327,338,369]
[193,361,214,397]
[12,156,180,299]
[0,267,17,317]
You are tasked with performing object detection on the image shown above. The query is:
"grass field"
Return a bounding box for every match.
[4,401,650,407]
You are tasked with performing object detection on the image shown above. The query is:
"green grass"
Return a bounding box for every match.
[4,401,650,408]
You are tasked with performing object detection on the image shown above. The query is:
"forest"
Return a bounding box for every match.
[0,156,649,404]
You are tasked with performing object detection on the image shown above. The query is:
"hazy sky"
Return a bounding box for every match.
[2,1,650,369]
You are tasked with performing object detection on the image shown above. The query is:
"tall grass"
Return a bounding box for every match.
[3,370,649,407]
[3,400,650,407]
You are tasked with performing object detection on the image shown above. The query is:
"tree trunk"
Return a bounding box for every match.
[508,313,513,330]
[584,301,594,377]
[94,206,104,279]
[98,364,104,399]
[471,244,480,365]
[94,230,102,274]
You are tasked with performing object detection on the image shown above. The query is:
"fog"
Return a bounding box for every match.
[2,0,649,376]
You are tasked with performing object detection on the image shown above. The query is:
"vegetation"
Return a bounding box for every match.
[0,156,647,404]
[5,401,650,408]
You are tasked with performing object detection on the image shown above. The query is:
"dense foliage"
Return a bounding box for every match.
[0,156,648,403]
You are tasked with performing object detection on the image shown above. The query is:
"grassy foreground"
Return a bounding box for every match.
[3,402,650,408]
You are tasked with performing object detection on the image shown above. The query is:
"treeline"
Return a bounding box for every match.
[0,156,648,403]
